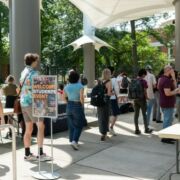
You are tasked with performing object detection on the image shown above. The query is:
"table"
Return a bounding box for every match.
[158,124,180,180]
[32,103,68,136]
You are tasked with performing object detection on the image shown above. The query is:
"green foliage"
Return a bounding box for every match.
[0,2,9,65]
[41,0,83,75]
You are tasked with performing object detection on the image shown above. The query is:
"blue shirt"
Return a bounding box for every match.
[20,66,39,107]
[64,83,84,101]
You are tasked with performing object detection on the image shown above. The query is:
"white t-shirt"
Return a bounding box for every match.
[145,72,156,99]
[116,75,123,89]
[110,77,119,100]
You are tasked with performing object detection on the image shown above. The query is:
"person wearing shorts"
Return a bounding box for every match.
[20,53,51,161]
[108,66,120,136]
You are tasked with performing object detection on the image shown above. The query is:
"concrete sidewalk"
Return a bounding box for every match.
[0,107,180,180]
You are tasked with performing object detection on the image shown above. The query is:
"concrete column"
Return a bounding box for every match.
[83,15,95,88]
[174,0,180,71]
[11,0,40,82]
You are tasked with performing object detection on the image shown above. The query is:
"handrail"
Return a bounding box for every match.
[0,124,17,180]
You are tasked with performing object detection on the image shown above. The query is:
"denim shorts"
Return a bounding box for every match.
[110,99,120,116]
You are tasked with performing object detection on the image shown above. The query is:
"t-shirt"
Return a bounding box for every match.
[2,83,17,96]
[138,77,148,100]
[20,66,39,107]
[158,75,176,108]
[110,77,119,100]
[145,72,156,99]
[64,82,84,101]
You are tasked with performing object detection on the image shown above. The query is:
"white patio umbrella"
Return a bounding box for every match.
[66,35,113,51]
[69,0,174,28]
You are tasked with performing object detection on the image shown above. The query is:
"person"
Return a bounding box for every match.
[117,71,129,103]
[2,75,25,138]
[133,69,153,135]
[158,65,180,144]
[20,53,51,161]
[108,66,120,136]
[144,65,156,127]
[152,69,164,123]
[63,71,85,150]
[57,84,65,103]
[0,100,5,125]
[97,68,112,141]
[175,72,180,122]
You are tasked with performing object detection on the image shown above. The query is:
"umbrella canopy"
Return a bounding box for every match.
[69,0,174,28]
[67,35,113,51]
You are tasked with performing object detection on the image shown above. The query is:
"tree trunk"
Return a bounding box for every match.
[130,20,138,76]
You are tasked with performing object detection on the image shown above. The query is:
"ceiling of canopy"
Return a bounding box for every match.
[69,0,174,28]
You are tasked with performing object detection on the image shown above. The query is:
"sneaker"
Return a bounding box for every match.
[135,129,141,135]
[156,120,163,123]
[109,128,117,136]
[71,141,79,150]
[161,138,175,144]
[37,153,52,162]
[24,154,37,161]
[100,135,106,141]
[144,128,153,134]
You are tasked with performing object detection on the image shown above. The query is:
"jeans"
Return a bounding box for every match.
[134,99,148,131]
[147,98,155,126]
[153,91,161,121]
[161,108,174,129]
[66,101,85,143]
[97,102,110,135]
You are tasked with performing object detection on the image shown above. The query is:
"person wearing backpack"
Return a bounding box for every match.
[117,71,129,103]
[132,69,153,135]
[97,68,112,141]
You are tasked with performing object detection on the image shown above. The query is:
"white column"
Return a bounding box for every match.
[11,0,40,82]
[174,0,180,71]
[83,15,95,88]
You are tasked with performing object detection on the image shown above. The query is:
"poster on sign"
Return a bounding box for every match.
[32,75,57,118]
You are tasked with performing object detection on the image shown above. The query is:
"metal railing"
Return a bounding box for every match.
[0,124,17,180]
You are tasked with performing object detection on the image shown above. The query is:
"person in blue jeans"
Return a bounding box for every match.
[64,71,85,150]
[158,65,180,144]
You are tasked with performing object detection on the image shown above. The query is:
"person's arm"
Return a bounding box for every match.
[0,101,5,125]
[62,91,68,103]
[2,86,7,96]
[80,88,84,105]
[106,80,112,96]
[164,88,180,96]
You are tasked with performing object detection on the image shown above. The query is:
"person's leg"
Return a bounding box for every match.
[152,94,157,121]
[134,100,140,131]
[67,114,74,143]
[72,105,85,143]
[162,108,174,129]
[146,99,155,126]
[140,100,150,132]
[176,97,180,122]
[24,121,33,150]
[156,93,162,122]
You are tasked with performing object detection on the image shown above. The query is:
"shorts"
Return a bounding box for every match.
[21,106,43,122]
[120,89,128,94]
[110,99,120,116]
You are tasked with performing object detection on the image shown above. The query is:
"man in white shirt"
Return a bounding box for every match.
[145,65,156,126]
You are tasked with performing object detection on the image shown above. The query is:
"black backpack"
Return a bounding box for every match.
[128,79,145,100]
[90,80,110,107]
[121,76,129,89]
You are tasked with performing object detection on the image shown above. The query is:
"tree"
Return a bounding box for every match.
[0,2,9,65]
[41,0,83,78]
